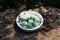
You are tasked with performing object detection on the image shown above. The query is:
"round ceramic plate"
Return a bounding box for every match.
[16,10,43,31]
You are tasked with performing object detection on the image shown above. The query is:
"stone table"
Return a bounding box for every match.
[0,6,60,40]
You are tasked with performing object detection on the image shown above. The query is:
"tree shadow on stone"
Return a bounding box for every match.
[13,21,54,36]
[39,25,53,34]
[13,21,37,40]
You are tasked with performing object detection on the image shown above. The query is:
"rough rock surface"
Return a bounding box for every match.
[0,6,60,40]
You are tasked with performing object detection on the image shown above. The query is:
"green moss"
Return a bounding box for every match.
[0,0,8,11]
[26,0,43,9]
[40,0,60,8]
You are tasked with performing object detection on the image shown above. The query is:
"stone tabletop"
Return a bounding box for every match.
[0,6,60,40]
